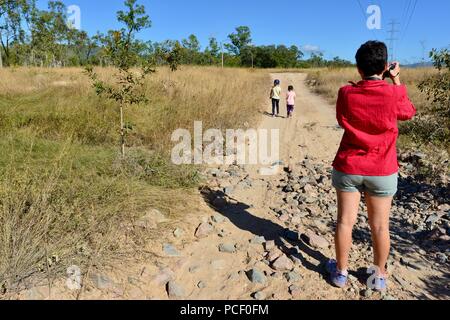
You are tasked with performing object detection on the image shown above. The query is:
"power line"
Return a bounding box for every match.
[400,0,418,42]
[400,0,413,28]
[387,19,401,62]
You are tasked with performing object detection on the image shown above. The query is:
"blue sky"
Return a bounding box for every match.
[37,0,450,64]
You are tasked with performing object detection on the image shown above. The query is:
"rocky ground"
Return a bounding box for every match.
[13,73,449,300]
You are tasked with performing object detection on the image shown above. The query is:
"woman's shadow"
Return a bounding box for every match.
[201,188,330,277]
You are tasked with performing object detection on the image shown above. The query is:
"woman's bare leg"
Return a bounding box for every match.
[365,193,393,275]
[335,191,361,272]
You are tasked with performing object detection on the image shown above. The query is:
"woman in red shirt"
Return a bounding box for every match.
[326,41,416,291]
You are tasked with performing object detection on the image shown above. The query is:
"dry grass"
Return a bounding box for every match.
[0,66,269,294]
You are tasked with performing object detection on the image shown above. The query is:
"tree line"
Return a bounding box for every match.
[0,0,353,69]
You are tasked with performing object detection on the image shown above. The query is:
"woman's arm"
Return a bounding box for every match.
[336,88,346,127]
[396,86,417,121]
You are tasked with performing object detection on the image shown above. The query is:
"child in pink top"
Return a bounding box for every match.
[286,85,296,118]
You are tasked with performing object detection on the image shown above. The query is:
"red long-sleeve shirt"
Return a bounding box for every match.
[333,80,417,176]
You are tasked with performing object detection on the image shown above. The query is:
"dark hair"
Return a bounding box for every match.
[355,41,388,76]
[288,85,294,91]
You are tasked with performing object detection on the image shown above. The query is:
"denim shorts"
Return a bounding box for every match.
[332,169,398,197]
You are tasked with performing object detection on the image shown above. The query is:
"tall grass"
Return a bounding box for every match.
[0,66,269,294]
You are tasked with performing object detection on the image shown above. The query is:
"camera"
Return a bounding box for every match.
[383,63,397,80]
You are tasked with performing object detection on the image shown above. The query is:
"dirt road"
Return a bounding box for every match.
[140,73,448,300]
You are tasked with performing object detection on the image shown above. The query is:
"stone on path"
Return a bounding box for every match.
[219,243,237,253]
[285,271,301,283]
[253,291,267,300]
[247,268,267,285]
[173,228,184,238]
[195,222,214,238]
[250,236,266,245]
[303,230,330,249]
[167,281,186,298]
[163,243,180,257]
[211,260,226,270]
[212,214,226,224]
[264,240,276,251]
[272,255,294,271]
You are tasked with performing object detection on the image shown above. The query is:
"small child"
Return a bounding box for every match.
[286,85,296,118]
[270,79,282,117]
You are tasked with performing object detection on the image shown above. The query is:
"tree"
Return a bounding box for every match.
[86,0,154,157]
[204,37,220,65]
[225,26,252,59]
[419,48,450,121]
[181,34,200,64]
[208,37,220,57]
[0,0,33,67]
[29,1,70,66]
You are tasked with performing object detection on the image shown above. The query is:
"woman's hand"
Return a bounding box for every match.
[390,62,401,85]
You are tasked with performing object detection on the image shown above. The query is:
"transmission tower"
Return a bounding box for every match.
[386,19,401,62]
[420,40,427,66]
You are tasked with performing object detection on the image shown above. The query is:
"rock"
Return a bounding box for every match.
[266,248,283,262]
[219,243,237,253]
[291,215,303,225]
[163,243,180,257]
[272,255,294,271]
[264,240,276,251]
[290,254,303,267]
[436,253,448,264]
[195,222,214,238]
[212,214,226,224]
[363,289,373,298]
[152,268,174,285]
[289,285,302,297]
[285,271,301,283]
[425,213,444,226]
[279,213,290,222]
[167,281,186,298]
[189,266,200,274]
[173,228,184,238]
[224,186,235,196]
[247,268,267,285]
[90,273,114,290]
[211,260,226,270]
[197,281,207,289]
[253,291,266,300]
[250,236,266,245]
[303,230,330,249]
[304,197,317,204]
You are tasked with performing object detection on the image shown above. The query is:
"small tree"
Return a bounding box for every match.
[417,48,450,142]
[85,0,154,156]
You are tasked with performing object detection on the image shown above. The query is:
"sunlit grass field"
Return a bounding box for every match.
[0,66,269,293]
